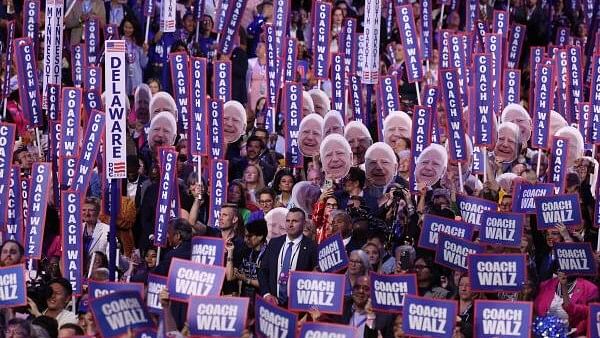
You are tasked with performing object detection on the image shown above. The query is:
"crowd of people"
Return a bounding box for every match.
[0,0,599,337]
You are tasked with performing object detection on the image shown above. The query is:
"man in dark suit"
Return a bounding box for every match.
[258,207,318,307]
[513,0,549,48]
[328,210,365,255]
[332,275,394,338]
[336,167,379,212]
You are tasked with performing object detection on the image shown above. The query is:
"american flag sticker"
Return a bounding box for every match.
[106,41,126,52]
[109,162,126,176]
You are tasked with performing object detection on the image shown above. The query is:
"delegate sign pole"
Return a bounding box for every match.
[104,40,127,280]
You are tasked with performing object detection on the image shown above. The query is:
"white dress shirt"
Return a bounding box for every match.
[275,235,303,297]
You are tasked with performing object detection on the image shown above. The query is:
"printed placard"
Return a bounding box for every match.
[503,69,521,106]
[435,233,484,272]
[160,0,176,32]
[284,82,302,168]
[191,236,225,266]
[169,52,191,133]
[187,296,248,336]
[554,242,598,275]
[255,296,298,338]
[420,0,433,59]
[331,53,346,114]
[349,75,364,123]
[473,53,494,146]
[0,124,16,228]
[456,195,497,229]
[418,214,474,251]
[402,295,457,338]
[299,322,356,338]
[61,191,83,296]
[317,234,349,273]
[484,33,503,114]
[287,271,345,315]
[0,264,26,307]
[104,40,127,179]
[273,0,289,75]
[154,148,178,247]
[588,303,600,338]
[369,272,417,313]
[146,274,167,315]
[531,63,554,149]
[88,281,145,299]
[265,23,278,134]
[208,99,225,159]
[440,69,467,161]
[25,163,51,259]
[550,136,569,194]
[71,43,85,87]
[190,57,208,156]
[283,38,298,83]
[89,290,153,338]
[362,0,381,84]
[23,0,40,59]
[468,254,526,292]
[506,24,526,69]
[449,34,468,105]
[312,1,332,80]
[5,166,23,244]
[590,54,600,145]
[42,0,64,109]
[474,300,532,338]
[72,110,105,194]
[2,20,15,99]
[208,159,228,228]
[218,0,248,55]
[479,210,524,247]
[567,46,583,124]
[84,17,100,65]
[213,61,232,103]
[511,182,553,214]
[535,193,582,229]
[409,106,432,192]
[396,5,423,82]
[167,258,225,301]
[14,38,42,127]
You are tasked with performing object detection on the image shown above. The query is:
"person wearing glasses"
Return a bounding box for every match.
[414,256,452,299]
[248,188,276,223]
[332,275,395,338]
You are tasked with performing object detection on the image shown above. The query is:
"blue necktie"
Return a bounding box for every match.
[278,242,293,303]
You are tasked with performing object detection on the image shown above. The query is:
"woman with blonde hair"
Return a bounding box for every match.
[242,163,265,204]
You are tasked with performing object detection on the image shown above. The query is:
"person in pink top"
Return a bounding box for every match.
[247,42,268,115]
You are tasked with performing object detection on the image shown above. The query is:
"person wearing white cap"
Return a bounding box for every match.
[344,121,373,166]
[223,100,248,144]
[309,88,331,117]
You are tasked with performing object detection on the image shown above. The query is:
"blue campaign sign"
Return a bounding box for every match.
[187,296,248,336]
[418,214,474,251]
[255,296,298,338]
[88,281,145,299]
[535,193,582,229]
[511,182,553,214]
[191,236,225,266]
[0,264,26,307]
[589,303,600,338]
[299,322,356,338]
[468,254,526,292]
[479,210,525,248]
[369,272,417,313]
[287,271,345,315]
[167,258,225,301]
[402,295,457,338]
[317,234,349,273]
[456,195,497,229]
[146,274,167,315]
[435,233,484,272]
[474,300,532,338]
[89,290,153,338]
[554,242,598,276]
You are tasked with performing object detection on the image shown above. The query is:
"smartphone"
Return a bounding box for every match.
[400,250,410,271]
[324,179,334,190]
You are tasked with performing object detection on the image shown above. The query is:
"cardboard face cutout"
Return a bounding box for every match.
[555,126,584,168]
[501,104,532,144]
[323,110,345,137]
[299,114,325,157]
[223,100,247,144]
[344,121,372,166]
[149,91,178,121]
[365,142,398,187]
[148,112,177,150]
[383,111,412,152]
[415,144,447,187]
[494,122,520,163]
[320,134,352,180]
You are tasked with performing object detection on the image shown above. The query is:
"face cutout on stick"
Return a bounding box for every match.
[415,144,447,187]
[299,113,325,157]
[320,134,353,180]
[223,100,247,144]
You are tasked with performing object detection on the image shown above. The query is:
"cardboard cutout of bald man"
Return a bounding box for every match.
[365,142,398,187]
[494,122,521,163]
[501,104,532,144]
[323,110,345,136]
[223,100,247,144]
[320,134,353,180]
[302,91,315,118]
[555,126,584,168]
[344,121,373,166]
[148,111,177,151]
[134,84,152,124]
[383,111,412,151]
[309,88,330,117]
[415,144,448,187]
[265,207,289,241]
[299,113,325,157]
[149,91,178,121]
